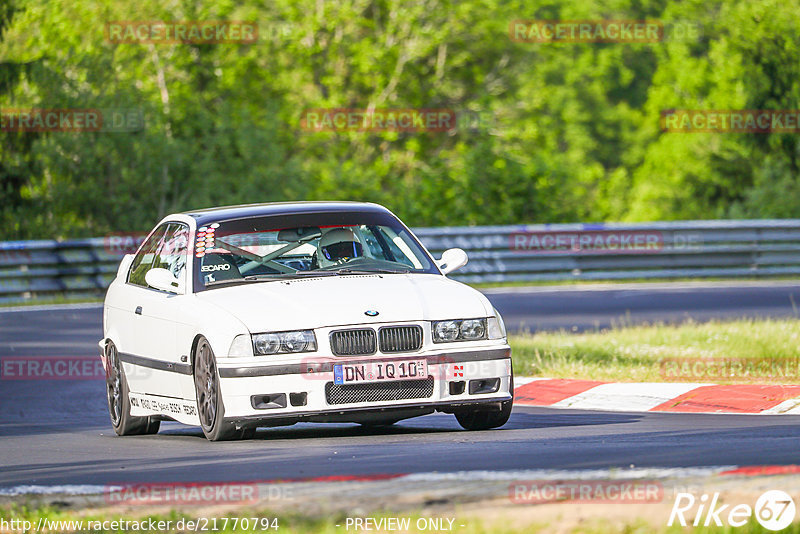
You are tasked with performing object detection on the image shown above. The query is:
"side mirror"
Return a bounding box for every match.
[437,248,468,275]
[145,268,182,294]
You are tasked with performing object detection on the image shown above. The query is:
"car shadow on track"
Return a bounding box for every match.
[157,422,462,441]
[505,407,644,429]
[0,407,641,441]
[153,409,643,441]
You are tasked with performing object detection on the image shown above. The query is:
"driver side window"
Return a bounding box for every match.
[127,223,189,289]
[153,223,189,282]
[128,225,167,288]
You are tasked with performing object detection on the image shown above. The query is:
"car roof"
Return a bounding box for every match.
[180,201,391,226]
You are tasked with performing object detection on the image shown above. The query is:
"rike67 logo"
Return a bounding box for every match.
[669,490,796,531]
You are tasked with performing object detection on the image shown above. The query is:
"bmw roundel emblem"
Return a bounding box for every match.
[365,310,379,317]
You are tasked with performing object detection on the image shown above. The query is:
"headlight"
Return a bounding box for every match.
[433,320,460,342]
[252,330,317,355]
[432,318,488,343]
[460,318,486,340]
[282,331,313,352]
[254,333,281,355]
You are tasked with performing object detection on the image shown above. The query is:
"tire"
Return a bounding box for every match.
[194,336,244,441]
[105,341,160,436]
[455,375,514,431]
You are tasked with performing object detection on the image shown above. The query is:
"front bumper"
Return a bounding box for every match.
[216,347,512,423]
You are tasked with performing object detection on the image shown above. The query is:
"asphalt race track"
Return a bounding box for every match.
[1,281,800,489]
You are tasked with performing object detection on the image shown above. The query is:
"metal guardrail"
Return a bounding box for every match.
[1,220,799,303]
[415,219,800,284]
[0,238,119,304]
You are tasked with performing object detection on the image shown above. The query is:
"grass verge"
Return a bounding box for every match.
[509,318,800,382]
[2,504,799,534]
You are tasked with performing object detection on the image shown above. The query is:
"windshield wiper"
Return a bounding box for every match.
[207,268,406,287]
[243,271,339,281]
[205,277,273,287]
[334,267,410,275]
[242,274,287,281]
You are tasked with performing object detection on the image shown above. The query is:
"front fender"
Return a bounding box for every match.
[178,295,251,368]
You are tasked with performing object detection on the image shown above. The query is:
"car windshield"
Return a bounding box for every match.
[194,212,437,289]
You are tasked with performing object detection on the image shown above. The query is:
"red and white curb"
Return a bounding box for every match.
[514,378,800,414]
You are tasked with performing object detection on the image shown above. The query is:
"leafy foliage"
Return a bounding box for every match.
[1,0,799,238]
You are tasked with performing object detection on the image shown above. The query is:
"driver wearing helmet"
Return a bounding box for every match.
[316,228,364,268]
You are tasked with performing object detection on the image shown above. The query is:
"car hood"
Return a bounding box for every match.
[195,273,492,332]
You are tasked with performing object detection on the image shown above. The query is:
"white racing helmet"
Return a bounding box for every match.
[317,228,363,267]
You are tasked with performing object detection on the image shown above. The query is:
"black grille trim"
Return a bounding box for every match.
[379,325,423,353]
[325,376,434,405]
[330,329,377,356]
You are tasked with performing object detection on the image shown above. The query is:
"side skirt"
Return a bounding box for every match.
[128,392,201,426]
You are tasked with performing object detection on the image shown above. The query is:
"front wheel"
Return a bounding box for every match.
[194,337,248,441]
[455,375,513,431]
[105,341,160,436]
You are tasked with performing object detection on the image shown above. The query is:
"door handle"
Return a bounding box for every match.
[135,306,142,315]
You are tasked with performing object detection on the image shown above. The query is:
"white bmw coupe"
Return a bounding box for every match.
[100,202,513,440]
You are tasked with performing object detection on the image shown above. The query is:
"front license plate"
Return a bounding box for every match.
[334,359,428,385]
